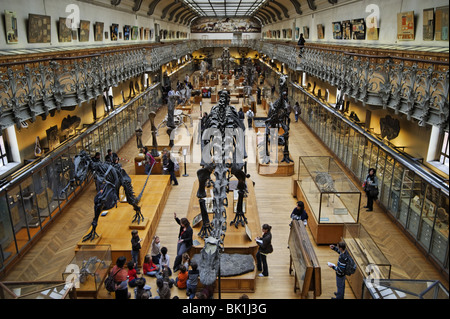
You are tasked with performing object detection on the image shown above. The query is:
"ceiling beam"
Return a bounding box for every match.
[270,0,289,18]
[260,7,277,22]
[306,0,317,11]
[132,0,144,12]
[265,3,283,21]
[168,3,184,21]
[147,0,161,16]
[289,0,302,15]
[161,1,177,19]
[174,7,189,23]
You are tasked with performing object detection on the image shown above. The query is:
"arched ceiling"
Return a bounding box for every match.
[97,0,352,25]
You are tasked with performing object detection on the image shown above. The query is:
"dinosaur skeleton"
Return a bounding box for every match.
[261,74,293,164]
[196,90,249,286]
[69,150,152,242]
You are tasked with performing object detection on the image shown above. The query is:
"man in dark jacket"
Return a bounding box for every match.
[298,33,306,57]
[329,242,349,299]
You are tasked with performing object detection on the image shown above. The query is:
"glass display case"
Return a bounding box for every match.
[0,281,76,299]
[343,224,391,298]
[291,83,449,274]
[0,85,160,275]
[62,245,112,298]
[362,278,449,299]
[294,156,361,244]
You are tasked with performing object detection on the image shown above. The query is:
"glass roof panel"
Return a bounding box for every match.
[182,0,267,17]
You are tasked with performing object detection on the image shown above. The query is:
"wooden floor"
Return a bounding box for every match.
[4,75,449,300]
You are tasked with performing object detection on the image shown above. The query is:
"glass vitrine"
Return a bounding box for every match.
[430,191,449,265]
[0,192,15,269]
[62,245,112,297]
[362,279,449,299]
[296,156,361,244]
[343,223,391,298]
[293,87,449,273]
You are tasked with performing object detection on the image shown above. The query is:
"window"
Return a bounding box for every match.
[440,131,449,167]
[0,135,8,167]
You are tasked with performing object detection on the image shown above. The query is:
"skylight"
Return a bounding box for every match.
[182,0,267,17]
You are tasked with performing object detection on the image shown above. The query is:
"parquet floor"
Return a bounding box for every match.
[4,74,448,300]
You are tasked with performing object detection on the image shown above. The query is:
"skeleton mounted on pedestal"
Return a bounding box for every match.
[196,90,250,286]
[261,74,293,164]
[69,150,152,242]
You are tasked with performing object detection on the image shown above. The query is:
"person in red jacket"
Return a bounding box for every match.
[143,255,159,277]
[175,265,188,289]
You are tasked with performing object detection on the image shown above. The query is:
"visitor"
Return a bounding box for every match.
[167,153,179,186]
[186,261,199,299]
[298,33,306,57]
[329,242,349,299]
[290,201,308,226]
[109,256,130,299]
[173,213,193,272]
[154,277,171,299]
[151,235,161,265]
[175,265,188,289]
[130,230,141,272]
[159,246,172,276]
[293,102,301,122]
[363,168,378,212]
[143,146,156,175]
[127,261,138,287]
[255,224,273,277]
[105,149,113,162]
[246,108,254,129]
[143,255,159,277]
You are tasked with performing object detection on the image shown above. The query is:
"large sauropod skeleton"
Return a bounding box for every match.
[196,90,249,286]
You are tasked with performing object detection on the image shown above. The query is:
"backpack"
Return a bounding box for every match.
[105,268,121,292]
[344,253,357,276]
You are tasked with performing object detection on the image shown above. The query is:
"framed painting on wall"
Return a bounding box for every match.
[366,15,379,40]
[435,6,449,41]
[4,10,18,44]
[351,18,366,40]
[110,23,118,41]
[79,20,90,42]
[28,14,51,43]
[317,24,324,39]
[123,25,131,40]
[295,27,299,39]
[131,26,139,40]
[342,20,351,40]
[303,26,309,39]
[397,11,415,41]
[423,8,434,41]
[95,22,104,41]
[58,17,72,42]
[144,28,150,40]
[332,22,342,39]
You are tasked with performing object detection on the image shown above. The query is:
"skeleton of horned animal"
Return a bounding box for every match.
[68,150,153,242]
[196,89,249,286]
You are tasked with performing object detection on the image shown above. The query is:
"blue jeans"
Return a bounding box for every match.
[335,275,346,299]
[131,250,139,269]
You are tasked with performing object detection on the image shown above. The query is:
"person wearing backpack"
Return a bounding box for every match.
[328,241,353,299]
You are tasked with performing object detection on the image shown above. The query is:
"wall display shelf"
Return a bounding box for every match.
[343,224,391,299]
[62,245,112,299]
[291,83,449,275]
[292,156,361,244]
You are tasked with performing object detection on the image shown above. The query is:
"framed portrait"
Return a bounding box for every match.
[332,22,342,39]
[435,6,449,41]
[123,25,130,40]
[95,22,104,41]
[317,24,324,39]
[303,26,309,39]
[397,11,415,41]
[110,23,118,41]
[342,20,352,40]
[4,10,18,44]
[423,8,434,41]
[28,14,51,43]
[79,20,90,42]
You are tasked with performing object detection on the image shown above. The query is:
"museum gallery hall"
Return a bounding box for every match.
[0,0,448,304]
